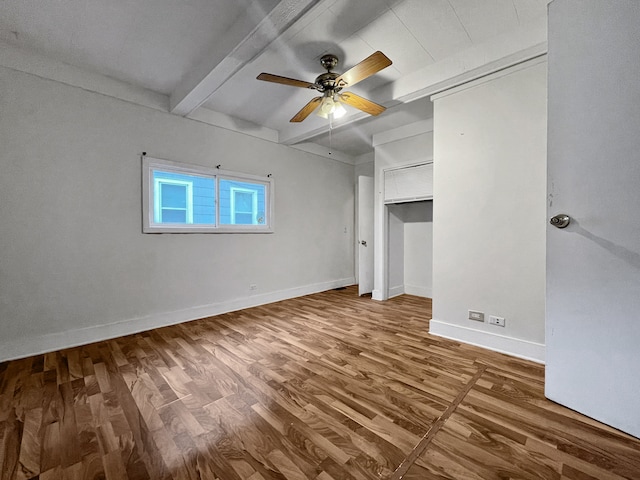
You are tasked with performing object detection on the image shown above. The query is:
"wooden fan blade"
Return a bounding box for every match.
[339,92,386,116]
[257,73,318,89]
[335,51,392,88]
[290,97,323,122]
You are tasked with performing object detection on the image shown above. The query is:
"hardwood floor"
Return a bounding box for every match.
[1,287,639,479]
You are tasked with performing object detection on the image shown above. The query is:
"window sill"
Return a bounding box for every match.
[142,225,274,234]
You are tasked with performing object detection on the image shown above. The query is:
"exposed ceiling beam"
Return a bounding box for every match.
[170,0,322,116]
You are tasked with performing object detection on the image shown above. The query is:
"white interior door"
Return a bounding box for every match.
[546,0,640,438]
[358,176,374,296]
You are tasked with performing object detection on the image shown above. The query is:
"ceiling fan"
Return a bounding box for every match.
[257,51,392,122]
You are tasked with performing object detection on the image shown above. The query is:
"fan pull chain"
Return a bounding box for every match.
[329,114,333,155]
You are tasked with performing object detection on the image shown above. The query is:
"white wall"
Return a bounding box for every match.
[430,58,547,363]
[373,123,434,300]
[354,153,375,284]
[402,202,433,298]
[354,153,374,178]
[387,205,405,297]
[0,66,355,361]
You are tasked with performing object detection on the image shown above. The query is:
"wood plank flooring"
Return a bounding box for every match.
[1,287,639,479]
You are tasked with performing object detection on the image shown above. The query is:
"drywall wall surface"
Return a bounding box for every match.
[431,59,547,362]
[386,205,405,297]
[373,131,433,300]
[403,202,433,298]
[354,153,374,178]
[0,66,355,361]
[374,134,433,171]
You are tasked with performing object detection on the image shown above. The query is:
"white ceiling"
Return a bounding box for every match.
[0,0,549,158]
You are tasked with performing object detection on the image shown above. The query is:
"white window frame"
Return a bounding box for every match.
[142,156,274,233]
[230,187,258,225]
[153,178,193,224]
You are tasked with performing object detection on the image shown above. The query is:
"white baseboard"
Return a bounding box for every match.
[404,284,432,298]
[429,319,545,364]
[0,277,355,363]
[388,285,405,298]
[371,285,432,300]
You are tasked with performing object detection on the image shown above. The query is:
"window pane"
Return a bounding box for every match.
[161,184,187,208]
[162,209,187,223]
[235,192,253,212]
[234,213,253,224]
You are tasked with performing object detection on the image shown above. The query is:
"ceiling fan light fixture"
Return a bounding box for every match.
[316,96,334,119]
[316,95,346,120]
[332,96,346,119]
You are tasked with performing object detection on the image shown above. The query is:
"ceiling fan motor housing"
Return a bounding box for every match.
[316,54,342,93]
[315,72,341,93]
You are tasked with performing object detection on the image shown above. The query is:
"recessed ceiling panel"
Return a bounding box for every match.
[326,0,393,41]
[448,0,520,44]
[391,0,472,61]
[512,0,551,25]
[354,9,435,75]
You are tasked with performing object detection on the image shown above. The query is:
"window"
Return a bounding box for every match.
[143,156,273,233]
[154,178,193,223]
[219,179,267,226]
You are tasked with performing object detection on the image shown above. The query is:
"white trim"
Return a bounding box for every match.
[288,142,356,165]
[0,277,356,363]
[383,160,433,172]
[429,319,545,364]
[404,284,431,298]
[372,119,434,148]
[372,289,385,301]
[430,56,548,102]
[388,285,404,298]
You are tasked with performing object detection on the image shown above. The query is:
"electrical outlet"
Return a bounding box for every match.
[489,315,505,327]
[468,310,484,322]
[250,284,257,291]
